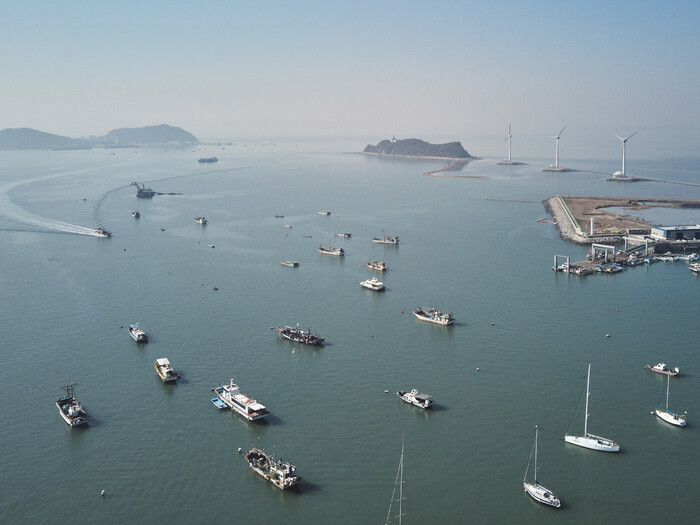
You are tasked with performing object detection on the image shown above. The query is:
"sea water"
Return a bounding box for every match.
[0,144,698,524]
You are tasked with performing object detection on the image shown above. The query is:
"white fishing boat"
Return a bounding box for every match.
[397,389,433,409]
[318,245,344,256]
[95,228,112,238]
[154,358,178,382]
[194,216,207,225]
[207,244,215,248]
[367,260,388,271]
[644,363,680,376]
[128,323,149,343]
[412,307,454,326]
[564,364,620,452]
[56,383,89,427]
[211,379,269,421]
[360,277,385,291]
[335,232,351,238]
[280,260,299,267]
[372,232,399,245]
[317,211,331,215]
[655,374,687,427]
[523,425,561,508]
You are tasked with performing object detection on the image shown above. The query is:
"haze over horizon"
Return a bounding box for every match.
[3,1,699,160]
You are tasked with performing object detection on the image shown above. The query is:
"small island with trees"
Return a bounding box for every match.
[363,137,473,160]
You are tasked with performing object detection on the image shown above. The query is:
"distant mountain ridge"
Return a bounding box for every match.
[363,138,472,159]
[0,124,198,149]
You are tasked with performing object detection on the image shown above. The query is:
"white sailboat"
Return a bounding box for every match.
[385,435,406,525]
[655,374,687,427]
[564,364,620,452]
[523,425,561,508]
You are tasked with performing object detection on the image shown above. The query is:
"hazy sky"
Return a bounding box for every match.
[3,1,700,158]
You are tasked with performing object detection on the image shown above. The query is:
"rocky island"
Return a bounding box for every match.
[363,138,473,159]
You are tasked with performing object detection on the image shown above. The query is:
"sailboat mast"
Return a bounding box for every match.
[666,375,670,411]
[584,364,591,436]
[398,435,404,525]
[534,425,538,483]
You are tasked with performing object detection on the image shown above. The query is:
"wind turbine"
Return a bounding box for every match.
[505,122,512,162]
[612,131,638,177]
[548,125,566,168]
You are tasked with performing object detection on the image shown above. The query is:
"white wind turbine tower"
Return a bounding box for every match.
[549,125,566,168]
[612,131,638,178]
[497,122,525,165]
[506,122,512,162]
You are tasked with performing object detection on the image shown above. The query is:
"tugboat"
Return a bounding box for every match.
[276,325,324,345]
[128,323,149,343]
[412,307,454,326]
[645,363,680,376]
[131,182,155,198]
[366,261,388,271]
[194,216,207,225]
[244,447,301,490]
[211,379,269,421]
[95,228,112,237]
[154,358,179,382]
[397,388,434,409]
[360,277,385,291]
[318,245,344,256]
[372,232,399,245]
[56,383,90,426]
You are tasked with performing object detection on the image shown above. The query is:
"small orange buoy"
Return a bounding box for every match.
[491,322,495,326]
[371,334,374,338]
[401,310,404,314]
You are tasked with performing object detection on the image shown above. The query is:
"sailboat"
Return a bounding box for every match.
[523,425,561,508]
[385,435,406,525]
[564,364,620,452]
[655,374,687,427]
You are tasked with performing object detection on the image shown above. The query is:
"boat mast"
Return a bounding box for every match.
[666,375,670,411]
[584,364,591,436]
[385,435,406,525]
[533,425,538,483]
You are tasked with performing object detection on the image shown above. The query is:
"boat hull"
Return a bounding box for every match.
[564,434,619,452]
[523,482,561,508]
[655,409,686,427]
[213,386,269,421]
[56,398,89,427]
[412,309,454,326]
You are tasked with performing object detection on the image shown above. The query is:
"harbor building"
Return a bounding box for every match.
[650,225,700,241]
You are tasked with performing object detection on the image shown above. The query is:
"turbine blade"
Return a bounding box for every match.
[558,125,566,138]
[624,130,639,141]
[611,132,624,141]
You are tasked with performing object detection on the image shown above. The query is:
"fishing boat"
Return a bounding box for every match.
[128,323,149,343]
[655,374,687,427]
[275,325,324,345]
[194,216,207,225]
[360,277,385,291]
[690,262,700,273]
[564,364,620,452]
[56,383,89,427]
[367,260,388,271]
[131,211,140,218]
[318,245,344,256]
[95,228,112,238]
[317,211,331,215]
[644,363,680,376]
[244,447,301,490]
[372,232,399,245]
[154,358,178,382]
[211,379,269,421]
[397,389,433,409]
[283,224,292,229]
[198,156,218,163]
[385,436,406,525]
[335,232,351,238]
[412,307,454,326]
[280,260,299,267]
[523,425,561,508]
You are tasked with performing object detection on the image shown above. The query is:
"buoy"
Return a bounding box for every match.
[476,367,480,371]
[401,310,404,314]
[101,490,106,497]
[120,325,123,329]
[616,308,619,312]
[371,334,374,338]
[384,390,389,393]
[491,322,495,326]
[213,287,218,291]
[238,447,242,453]
[605,334,610,338]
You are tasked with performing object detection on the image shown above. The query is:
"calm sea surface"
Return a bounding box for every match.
[1,144,698,524]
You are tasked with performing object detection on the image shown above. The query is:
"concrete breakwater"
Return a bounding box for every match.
[543,196,623,245]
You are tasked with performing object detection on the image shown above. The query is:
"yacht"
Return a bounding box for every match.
[128,323,149,343]
[397,389,434,409]
[523,426,561,508]
[280,260,299,267]
[366,260,387,271]
[194,216,207,225]
[372,232,399,245]
[244,448,301,490]
[656,375,686,427]
[644,363,680,376]
[154,358,178,382]
[95,228,112,238]
[211,379,269,421]
[318,245,344,256]
[276,325,324,345]
[412,307,454,326]
[56,383,89,427]
[360,277,385,291]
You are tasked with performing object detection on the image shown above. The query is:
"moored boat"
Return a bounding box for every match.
[317,211,331,215]
[335,232,351,238]
[690,262,700,273]
[645,363,680,376]
[276,325,324,345]
[194,216,207,225]
[318,245,344,256]
[155,358,179,382]
[412,307,454,326]
[397,389,434,409]
[56,383,89,427]
[523,425,561,508]
[131,211,140,218]
[212,379,269,421]
[366,260,387,271]
[128,323,149,343]
[372,232,399,245]
[280,260,299,267]
[360,277,385,291]
[198,157,218,163]
[244,447,301,490]
[655,374,687,427]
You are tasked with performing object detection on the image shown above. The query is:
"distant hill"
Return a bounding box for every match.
[0,128,89,150]
[96,124,197,146]
[363,138,472,159]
